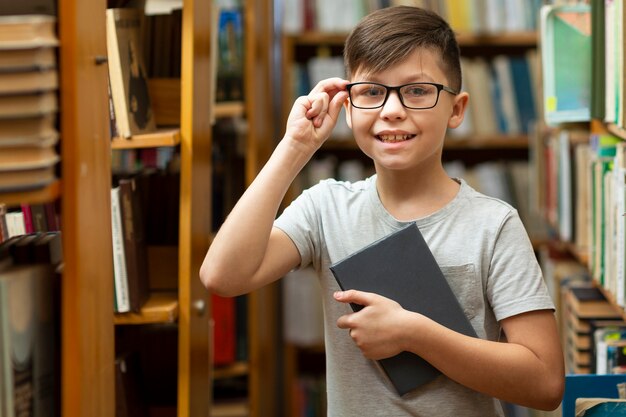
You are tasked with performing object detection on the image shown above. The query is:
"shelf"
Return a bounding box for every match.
[213,361,249,380]
[285,31,536,47]
[606,123,626,141]
[113,291,179,325]
[215,101,245,118]
[456,31,537,47]
[0,179,61,207]
[211,400,249,417]
[111,128,181,149]
[444,135,529,149]
[320,135,528,151]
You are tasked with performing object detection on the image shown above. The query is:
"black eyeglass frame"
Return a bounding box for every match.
[346,81,459,110]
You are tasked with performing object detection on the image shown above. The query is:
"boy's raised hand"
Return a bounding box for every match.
[285,77,349,154]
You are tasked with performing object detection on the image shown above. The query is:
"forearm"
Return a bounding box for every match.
[200,138,311,295]
[405,313,564,410]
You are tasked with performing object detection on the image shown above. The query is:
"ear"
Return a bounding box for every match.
[344,98,352,129]
[447,91,469,129]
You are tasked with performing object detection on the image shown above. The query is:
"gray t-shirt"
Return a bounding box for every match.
[274,175,554,417]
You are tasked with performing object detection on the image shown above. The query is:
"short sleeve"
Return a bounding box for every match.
[487,210,555,321]
[274,185,322,270]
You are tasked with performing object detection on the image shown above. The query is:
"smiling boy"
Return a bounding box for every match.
[200,6,564,416]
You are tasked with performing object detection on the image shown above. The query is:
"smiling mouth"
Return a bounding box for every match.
[376,134,416,143]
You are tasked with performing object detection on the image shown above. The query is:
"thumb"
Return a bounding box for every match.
[334,289,376,307]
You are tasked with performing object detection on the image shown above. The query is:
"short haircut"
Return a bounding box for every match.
[343,6,462,92]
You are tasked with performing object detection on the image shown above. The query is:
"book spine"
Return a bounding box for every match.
[111,187,130,313]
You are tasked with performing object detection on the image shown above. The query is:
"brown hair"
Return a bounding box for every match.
[343,6,462,92]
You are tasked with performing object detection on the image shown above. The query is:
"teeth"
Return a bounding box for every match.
[378,134,412,143]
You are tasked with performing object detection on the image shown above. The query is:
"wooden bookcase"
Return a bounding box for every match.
[279,28,541,414]
[107,0,278,416]
[0,0,277,416]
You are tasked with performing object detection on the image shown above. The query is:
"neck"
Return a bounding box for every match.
[375,165,460,221]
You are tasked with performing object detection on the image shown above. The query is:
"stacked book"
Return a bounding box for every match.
[0,15,59,193]
[563,285,623,374]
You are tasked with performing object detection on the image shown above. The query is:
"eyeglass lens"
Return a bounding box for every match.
[349,83,440,109]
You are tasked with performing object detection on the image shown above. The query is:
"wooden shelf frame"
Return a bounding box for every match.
[111,128,181,149]
[0,180,61,207]
[113,291,179,325]
[284,31,537,48]
[59,0,115,415]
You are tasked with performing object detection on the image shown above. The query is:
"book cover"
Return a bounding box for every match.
[118,177,149,313]
[329,223,477,396]
[106,8,156,138]
[540,4,592,125]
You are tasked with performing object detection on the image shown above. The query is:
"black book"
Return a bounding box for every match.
[329,223,477,396]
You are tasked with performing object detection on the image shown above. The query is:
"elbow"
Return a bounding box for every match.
[533,373,565,411]
[199,261,243,298]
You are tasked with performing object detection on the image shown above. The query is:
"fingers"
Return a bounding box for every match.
[305,92,329,128]
[334,289,375,306]
[309,77,350,95]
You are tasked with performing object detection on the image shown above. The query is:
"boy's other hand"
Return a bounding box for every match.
[284,77,349,154]
[335,289,411,360]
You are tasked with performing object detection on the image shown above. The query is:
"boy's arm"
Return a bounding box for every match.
[335,290,564,411]
[200,78,349,296]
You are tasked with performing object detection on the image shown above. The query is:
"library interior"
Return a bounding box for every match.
[0,0,624,416]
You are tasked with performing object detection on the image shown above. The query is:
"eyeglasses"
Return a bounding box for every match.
[346,82,458,110]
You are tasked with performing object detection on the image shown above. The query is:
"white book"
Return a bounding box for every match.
[282,0,303,34]
[4,212,25,238]
[111,187,130,313]
[558,131,573,242]
[613,142,626,307]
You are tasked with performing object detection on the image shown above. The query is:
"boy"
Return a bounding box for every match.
[200,6,564,416]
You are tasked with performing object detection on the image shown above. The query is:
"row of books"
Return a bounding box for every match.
[290,51,539,141]
[536,129,626,308]
[539,249,625,376]
[0,231,62,416]
[283,0,541,34]
[0,201,59,243]
[0,15,60,193]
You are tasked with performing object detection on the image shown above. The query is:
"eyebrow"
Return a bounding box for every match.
[355,73,437,84]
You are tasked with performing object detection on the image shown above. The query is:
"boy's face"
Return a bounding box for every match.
[345,48,468,175]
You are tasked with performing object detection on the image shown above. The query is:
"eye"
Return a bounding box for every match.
[403,84,430,97]
[361,85,386,97]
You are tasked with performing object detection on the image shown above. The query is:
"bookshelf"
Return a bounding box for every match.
[278,4,544,413]
[0,1,275,417]
[108,1,278,417]
[535,2,626,380]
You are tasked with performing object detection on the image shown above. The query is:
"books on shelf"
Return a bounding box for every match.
[111,175,151,314]
[0,15,57,49]
[216,7,244,102]
[106,8,157,139]
[118,177,149,313]
[0,231,61,417]
[0,15,60,193]
[282,0,541,34]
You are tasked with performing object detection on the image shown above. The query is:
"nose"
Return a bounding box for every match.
[380,90,406,119]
